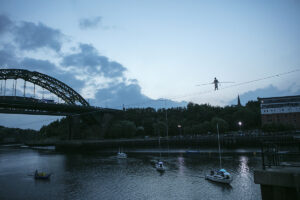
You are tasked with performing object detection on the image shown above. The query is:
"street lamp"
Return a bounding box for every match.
[238,121,242,133]
[177,125,182,136]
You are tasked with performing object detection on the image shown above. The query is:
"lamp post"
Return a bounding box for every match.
[177,125,182,137]
[238,121,242,134]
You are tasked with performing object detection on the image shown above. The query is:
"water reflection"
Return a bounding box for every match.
[239,156,249,177]
[177,155,185,175]
[208,180,233,191]
[0,146,261,200]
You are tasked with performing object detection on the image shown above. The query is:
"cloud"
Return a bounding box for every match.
[94,82,148,107]
[92,82,187,109]
[79,16,103,29]
[19,57,84,91]
[0,45,84,92]
[20,57,57,72]
[0,44,19,67]
[0,14,186,114]
[13,21,63,52]
[62,43,126,78]
[229,84,300,105]
[0,14,13,34]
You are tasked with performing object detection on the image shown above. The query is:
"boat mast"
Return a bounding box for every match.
[158,133,161,159]
[165,100,169,155]
[217,123,222,169]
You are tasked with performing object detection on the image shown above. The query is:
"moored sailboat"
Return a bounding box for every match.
[205,123,233,184]
[117,147,127,159]
[155,134,165,172]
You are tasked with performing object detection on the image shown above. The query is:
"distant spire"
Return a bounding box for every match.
[237,95,241,106]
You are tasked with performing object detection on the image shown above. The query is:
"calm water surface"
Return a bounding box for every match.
[0,146,261,200]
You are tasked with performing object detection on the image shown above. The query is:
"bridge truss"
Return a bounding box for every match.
[0,69,89,106]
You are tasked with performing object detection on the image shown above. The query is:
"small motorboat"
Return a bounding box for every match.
[34,170,52,180]
[155,161,165,172]
[205,169,232,184]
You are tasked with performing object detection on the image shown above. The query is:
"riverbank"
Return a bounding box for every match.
[51,134,299,152]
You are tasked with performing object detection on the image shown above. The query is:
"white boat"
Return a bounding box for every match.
[205,169,233,184]
[117,148,127,159]
[205,124,233,184]
[156,161,165,172]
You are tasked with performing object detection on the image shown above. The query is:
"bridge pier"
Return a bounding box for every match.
[98,113,113,138]
[68,115,81,139]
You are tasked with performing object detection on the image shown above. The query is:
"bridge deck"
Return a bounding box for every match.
[0,96,119,116]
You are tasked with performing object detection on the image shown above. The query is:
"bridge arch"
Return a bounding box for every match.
[0,69,89,106]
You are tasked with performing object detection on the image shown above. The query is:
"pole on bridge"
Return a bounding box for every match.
[0,80,2,95]
[15,79,17,96]
[33,84,35,98]
[4,79,6,96]
[23,80,26,97]
[12,80,14,96]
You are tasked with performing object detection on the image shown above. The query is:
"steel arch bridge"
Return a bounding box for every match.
[0,69,89,106]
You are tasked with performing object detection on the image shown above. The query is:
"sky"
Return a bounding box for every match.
[0,0,300,129]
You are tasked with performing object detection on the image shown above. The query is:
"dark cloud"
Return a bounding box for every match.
[62,43,126,77]
[79,16,102,29]
[20,57,84,91]
[54,72,85,91]
[0,44,19,67]
[0,14,12,34]
[13,21,63,52]
[229,84,300,105]
[20,57,56,73]
[0,15,185,112]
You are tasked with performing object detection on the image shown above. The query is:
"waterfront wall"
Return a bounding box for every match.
[254,168,300,200]
[54,134,298,152]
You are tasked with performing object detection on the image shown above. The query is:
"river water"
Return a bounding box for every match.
[0,145,261,200]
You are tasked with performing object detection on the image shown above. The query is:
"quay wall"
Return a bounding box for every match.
[54,135,299,152]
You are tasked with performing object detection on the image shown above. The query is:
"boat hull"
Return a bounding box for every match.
[156,167,165,172]
[117,153,127,158]
[155,162,165,172]
[34,174,51,180]
[205,175,232,184]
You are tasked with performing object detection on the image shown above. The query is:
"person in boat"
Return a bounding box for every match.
[224,172,230,179]
[213,77,219,90]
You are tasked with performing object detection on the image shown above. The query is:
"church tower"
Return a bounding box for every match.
[237,95,241,107]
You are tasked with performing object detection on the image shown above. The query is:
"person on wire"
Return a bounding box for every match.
[213,77,219,90]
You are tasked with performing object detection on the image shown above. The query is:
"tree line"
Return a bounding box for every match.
[1,100,294,142]
[39,100,265,139]
[6,100,295,140]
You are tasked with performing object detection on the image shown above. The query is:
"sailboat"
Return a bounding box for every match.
[205,123,233,184]
[117,147,127,159]
[155,134,165,172]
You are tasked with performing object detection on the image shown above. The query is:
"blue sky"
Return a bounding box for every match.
[0,0,300,129]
